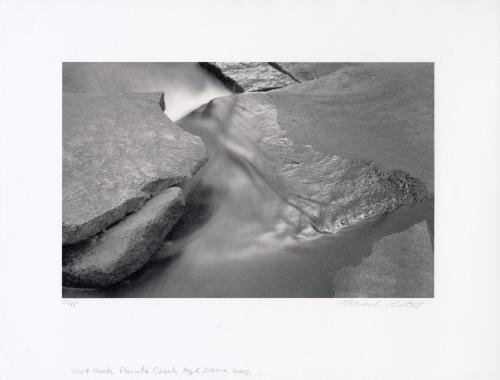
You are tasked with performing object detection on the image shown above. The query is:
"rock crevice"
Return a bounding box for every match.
[267,62,302,82]
[199,62,298,92]
[63,187,186,287]
[63,92,208,245]
[62,91,208,287]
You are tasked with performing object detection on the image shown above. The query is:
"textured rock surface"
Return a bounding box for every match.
[63,188,185,287]
[270,62,358,82]
[199,62,297,92]
[62,92,207,244]
[267,63,434,191]
[333,221,434,297]
[181,90,430,238]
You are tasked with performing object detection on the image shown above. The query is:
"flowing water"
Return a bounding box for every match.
[62,63,433,298]
[63,62,232,121]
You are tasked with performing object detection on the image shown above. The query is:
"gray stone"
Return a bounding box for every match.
[267,63,434,191]
[270,62,358,82]
[63,187,185,287]
[333,221,434,297]
[199,62,297,92]
[182,88,430,238]
[62,92,207,244]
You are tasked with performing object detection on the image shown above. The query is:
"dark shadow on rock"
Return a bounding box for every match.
[199,62,244,93]
[164,180,220,243]
[62,179,223,296]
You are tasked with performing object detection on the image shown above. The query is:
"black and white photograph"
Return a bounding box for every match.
[2,1,499,379]
[62,62,434,298]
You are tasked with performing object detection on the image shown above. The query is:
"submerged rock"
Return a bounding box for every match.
[63,187,185,288]
[333,221,434,297]
[62,92,207,244]
[199,62,297,92]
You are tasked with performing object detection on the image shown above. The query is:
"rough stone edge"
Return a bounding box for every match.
[63,194,145,245]
[62,91,209,245]
[199,62,300,93]
[199,62,245,93]
[62,187,186,288]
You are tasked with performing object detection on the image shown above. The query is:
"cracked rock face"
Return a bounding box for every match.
[333,221,434,297]
[62,92,208,245]
[63,188,185,287]
[199,62,298,92]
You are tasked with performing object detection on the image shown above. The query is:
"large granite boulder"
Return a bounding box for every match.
[63,187,185,287]
[180,84,431,238]
[333,221,434,297]
[62,92,207,244]
[266,63,434,191]
[199,62,297,92]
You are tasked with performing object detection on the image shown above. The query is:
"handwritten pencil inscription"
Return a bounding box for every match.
[71,365,251,377]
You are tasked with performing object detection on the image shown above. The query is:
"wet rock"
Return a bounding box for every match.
[270,62,358,82]
[63,188,185,288]
[333,221,434,297]
[181,89,430,238]
[199,62,297,92]
[63,92,207,244]
[267,63,434,191]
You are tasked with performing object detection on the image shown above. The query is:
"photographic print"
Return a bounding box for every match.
[62,62,434,298]
[4,1,500,378]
